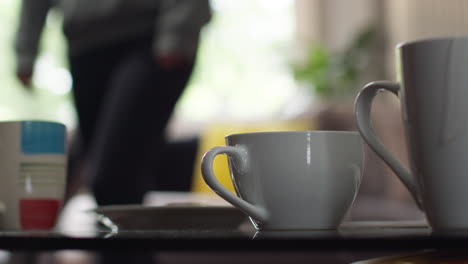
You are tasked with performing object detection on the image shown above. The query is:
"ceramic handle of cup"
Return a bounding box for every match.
[354,81,423,210]
[201,146,268,223]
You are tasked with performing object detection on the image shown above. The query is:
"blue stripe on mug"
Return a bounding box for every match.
[21,121,66,154]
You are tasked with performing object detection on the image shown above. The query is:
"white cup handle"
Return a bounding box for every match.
[354,81,423,210]
[201,146,268,223]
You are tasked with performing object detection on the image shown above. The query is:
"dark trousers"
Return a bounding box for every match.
[69,35,195,205]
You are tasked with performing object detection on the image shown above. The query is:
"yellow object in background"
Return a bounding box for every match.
[191,120,315,194]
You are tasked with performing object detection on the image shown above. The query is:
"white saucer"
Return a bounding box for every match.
[92,204,248,230]
[91,191,248,230]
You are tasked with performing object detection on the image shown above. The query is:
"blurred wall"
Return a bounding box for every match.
[296,0,468,79]
[295,0,378,52]
[384,0,468,79]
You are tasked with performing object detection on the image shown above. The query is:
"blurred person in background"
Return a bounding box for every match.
[14,0,212,206]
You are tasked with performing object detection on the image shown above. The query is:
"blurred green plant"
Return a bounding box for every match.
[291,25,377,99]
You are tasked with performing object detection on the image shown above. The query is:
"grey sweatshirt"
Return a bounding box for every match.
[14,0,212,71]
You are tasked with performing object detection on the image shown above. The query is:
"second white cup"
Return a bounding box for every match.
[201,131,363,231]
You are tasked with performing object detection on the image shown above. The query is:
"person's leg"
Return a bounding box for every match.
[69,48,121,151]
[89,38,195,205]
[67,48,122,200]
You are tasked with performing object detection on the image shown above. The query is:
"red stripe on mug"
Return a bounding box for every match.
[20,199,61,230]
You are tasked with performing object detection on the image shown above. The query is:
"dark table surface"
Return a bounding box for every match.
[1,220,466,252]
[1,192,466,253]
[3,193,468,264]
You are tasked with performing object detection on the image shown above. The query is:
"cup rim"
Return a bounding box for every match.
[0,120,65,126]
[397,35,468,49]
[225,130,360,138]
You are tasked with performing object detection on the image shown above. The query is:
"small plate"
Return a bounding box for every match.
[92,203,248,230]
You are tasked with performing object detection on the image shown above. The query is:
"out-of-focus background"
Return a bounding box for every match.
[3,0,468,219]
[2,0,468,263]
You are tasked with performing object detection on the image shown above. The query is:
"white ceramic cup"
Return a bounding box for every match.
[355,36,468,231]
[201,131,363,231]
[0,121,67,230]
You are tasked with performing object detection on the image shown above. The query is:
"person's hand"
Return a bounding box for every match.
[157,55,192,70]
[16,66,33,88]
